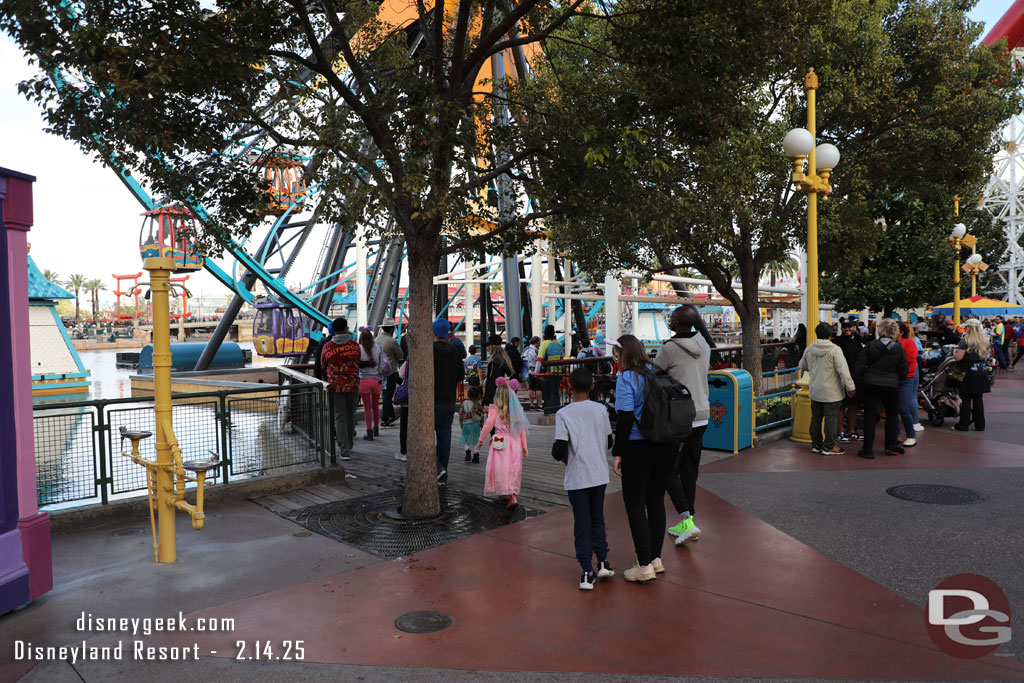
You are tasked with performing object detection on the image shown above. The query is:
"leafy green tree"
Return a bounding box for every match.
[517,0,1020,392]
[64,273,87,323]
[3,0,596,517]
[43,269,60,283]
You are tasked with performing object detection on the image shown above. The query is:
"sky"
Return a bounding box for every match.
[0,2,1017,307]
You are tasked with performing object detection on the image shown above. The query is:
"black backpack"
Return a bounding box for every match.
[635,368,695,443]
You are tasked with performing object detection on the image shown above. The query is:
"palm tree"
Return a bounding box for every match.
[761,256,800,288]
[43,269,60,283]
[64,273,87,323]
[85,279,106,323]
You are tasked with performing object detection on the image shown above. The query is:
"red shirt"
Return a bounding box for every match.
[321,337,360,392]
[900,338,918,379]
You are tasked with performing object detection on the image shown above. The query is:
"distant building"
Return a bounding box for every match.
[26,254,91,401]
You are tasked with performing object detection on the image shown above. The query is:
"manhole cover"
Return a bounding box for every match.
[109,527,145,537]
[395,611,453,634]
[284,488,542,558]
[886,484,985,505]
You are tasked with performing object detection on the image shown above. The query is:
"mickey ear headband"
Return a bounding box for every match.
[496,377,520,391]
[358,325,374,333]
[607,338,622,349]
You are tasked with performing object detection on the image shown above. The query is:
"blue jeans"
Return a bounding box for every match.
[567,485,609,575]
[897,377,916,439]
[434,403,457,482]
[993,343,1008,368]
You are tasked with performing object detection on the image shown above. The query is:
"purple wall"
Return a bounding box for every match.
[0,167,52,614]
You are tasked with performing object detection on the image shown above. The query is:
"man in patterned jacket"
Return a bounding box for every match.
[321,317,360,461]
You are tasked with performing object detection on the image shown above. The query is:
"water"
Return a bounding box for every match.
[36,342,311,511]
[77,342,284,400]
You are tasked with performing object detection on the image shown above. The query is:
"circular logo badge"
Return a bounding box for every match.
[926,573,1011,659]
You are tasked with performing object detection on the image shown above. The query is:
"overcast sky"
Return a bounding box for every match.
[0,1,1014,305]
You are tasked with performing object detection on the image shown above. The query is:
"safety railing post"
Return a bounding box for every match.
[94,401,110,505]
[218,391,231,485]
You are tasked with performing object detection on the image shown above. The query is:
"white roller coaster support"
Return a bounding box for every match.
[618,270,801,295]
[356,226,367,330]
[631,276,640,334]
[563,259,573,342]
[604,273,621,354]
[464,266,475,346]
[546,248,556,326]
[531,243,544,337]
[981,48,1024,305]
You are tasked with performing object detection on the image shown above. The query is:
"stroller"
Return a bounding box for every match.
[918,345,961,426]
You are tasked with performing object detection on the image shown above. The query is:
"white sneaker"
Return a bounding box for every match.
[596,560,614,578]
[579,572,596,590]
[651,557,665,574]
[623,562,656,582]
[903,438,917,447]
[339,453,352,461]
[913,423,925,432]
[394,452,407,461]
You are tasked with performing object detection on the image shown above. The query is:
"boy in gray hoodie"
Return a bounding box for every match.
[798,321,856,455]
[654,306,710,545]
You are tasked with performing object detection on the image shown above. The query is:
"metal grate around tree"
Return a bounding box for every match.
[284,488,542,558]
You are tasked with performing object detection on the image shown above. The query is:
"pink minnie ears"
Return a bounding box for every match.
[496,377,519,391]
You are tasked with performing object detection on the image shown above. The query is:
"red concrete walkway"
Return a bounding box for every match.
[91,489,1024,680]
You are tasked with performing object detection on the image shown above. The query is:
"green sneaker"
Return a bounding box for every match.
[667,520,687,538]
[674,517,701,545]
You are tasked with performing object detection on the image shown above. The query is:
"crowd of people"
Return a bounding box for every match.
[312,306,1011,590]
[797,313,1006,458]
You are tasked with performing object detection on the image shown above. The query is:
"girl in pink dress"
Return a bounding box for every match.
[477,377,529,508]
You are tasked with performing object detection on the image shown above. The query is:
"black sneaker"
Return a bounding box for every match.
[596,560,614,578]
[837,433,851,443]
[856,450,875,459]
[465,450,472,462]
[579,572,596,590]
[472,453,480,464]
[810,445,823,454]
[884,445,905,456]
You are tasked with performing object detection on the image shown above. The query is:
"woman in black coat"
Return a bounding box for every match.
[482,334,517,405]
[854,318,909,459]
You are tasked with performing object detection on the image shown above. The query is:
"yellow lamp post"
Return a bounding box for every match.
[784,69,841,444]
[121,206,216,563]
[963,252,988,298]
[946,221,976,326]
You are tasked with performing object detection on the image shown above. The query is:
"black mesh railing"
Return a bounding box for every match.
[32,381,328,508]
[227,386,322,475]
[33,407,97,506]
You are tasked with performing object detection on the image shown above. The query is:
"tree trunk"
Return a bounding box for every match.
[402,235,441,519]
[738,262,764,397]
[74,295,80,323]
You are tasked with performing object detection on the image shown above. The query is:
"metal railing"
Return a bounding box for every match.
[33,372,328,508]
[754,367,799,433]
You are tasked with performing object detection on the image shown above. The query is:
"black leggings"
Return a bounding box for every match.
[861,384,899,453]
[620,440,676,566]
[956,389,985,431]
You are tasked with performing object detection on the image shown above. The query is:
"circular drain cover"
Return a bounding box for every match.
[109,527,145,537]
[395,611,453,634]
[886,484,985,505]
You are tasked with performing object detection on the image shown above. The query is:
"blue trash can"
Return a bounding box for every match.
[703,369,754,453]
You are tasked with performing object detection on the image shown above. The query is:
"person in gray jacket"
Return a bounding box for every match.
[798,322,856,455]
[654,306,710,545]
[375,319,404,427]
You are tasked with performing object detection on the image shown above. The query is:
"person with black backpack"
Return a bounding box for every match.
[612,334,678,583]
[655,306,710,546]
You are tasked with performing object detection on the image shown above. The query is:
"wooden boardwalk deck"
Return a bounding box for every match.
[252,416,623,514]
